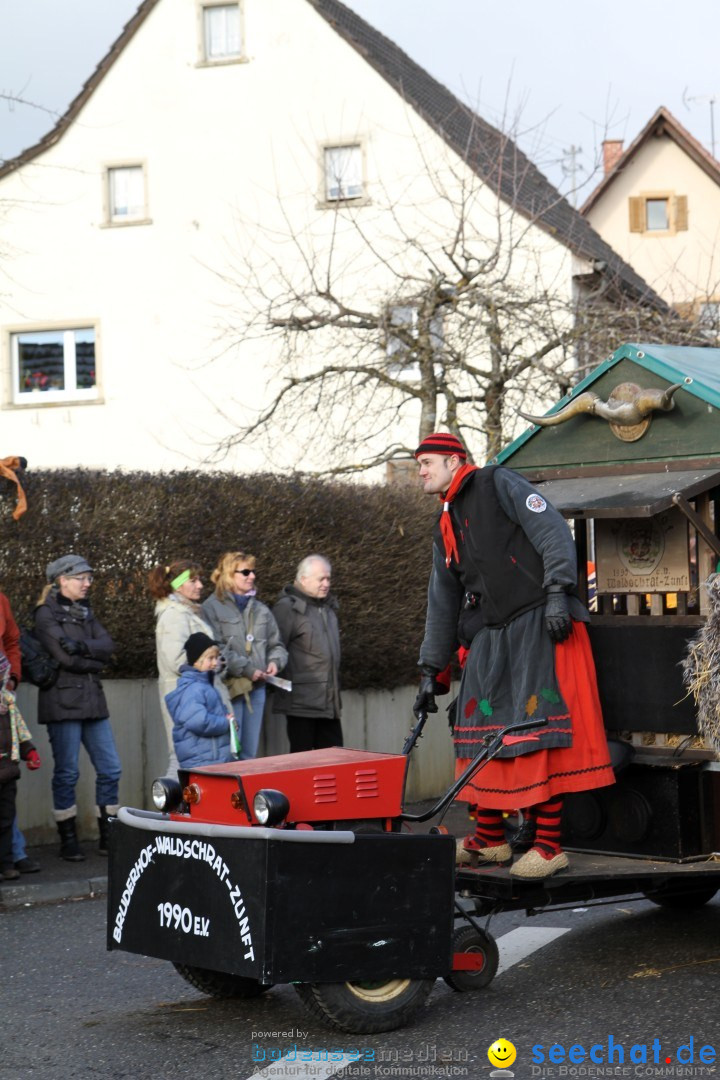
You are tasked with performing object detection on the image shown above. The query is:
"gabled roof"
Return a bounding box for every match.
[581,106,720,215]
[308,0,664,307]
[0,0,158,175]
[0,0,665,308]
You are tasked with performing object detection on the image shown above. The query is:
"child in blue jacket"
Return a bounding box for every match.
[165,633,236,767]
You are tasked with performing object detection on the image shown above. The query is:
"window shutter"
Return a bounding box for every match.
[675,195,689,231]
[628,197,644,233]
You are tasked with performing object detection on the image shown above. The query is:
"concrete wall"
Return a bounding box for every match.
[14,679,456,844]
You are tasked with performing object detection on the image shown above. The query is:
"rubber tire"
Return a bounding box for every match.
[644,884,718,910]
[293,977,434,1033]
[443,924,499,992]
[173,963,271,999]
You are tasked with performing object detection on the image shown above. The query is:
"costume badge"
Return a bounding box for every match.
[525,493,547,513]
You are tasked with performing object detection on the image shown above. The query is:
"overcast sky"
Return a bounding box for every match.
[1,0,719,198]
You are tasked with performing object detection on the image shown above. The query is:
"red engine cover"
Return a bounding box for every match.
[170,747,409,827]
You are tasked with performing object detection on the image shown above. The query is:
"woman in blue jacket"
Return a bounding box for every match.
[164,633,234,768]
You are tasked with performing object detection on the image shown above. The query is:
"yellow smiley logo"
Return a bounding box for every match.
[488,1039,517,1069]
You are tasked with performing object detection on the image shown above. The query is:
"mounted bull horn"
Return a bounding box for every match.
[519,382,684,443]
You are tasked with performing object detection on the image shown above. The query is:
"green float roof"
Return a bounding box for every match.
[493,342,720,466]
[629,344,720,406]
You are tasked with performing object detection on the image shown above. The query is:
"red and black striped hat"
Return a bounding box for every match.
[414,432,467,460]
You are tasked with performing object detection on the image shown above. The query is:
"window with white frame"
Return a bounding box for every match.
[107,165,146,223]
[386,305,444,379]
[324,145,364,202]
[11,328,98,404]
[202,3,242,61]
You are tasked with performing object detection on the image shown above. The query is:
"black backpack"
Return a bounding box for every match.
[20,627,59,691]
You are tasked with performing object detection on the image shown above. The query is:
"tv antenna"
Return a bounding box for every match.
[560,144,585,206]
[683,87,717,158]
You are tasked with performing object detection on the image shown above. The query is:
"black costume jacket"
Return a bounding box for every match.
[419,466,588,758]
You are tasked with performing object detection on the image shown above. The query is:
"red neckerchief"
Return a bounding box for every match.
[439,463,479,567]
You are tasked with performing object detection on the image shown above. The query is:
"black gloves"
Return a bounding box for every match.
[544,585,573,643]
[413,669,439,719]
[60,637,89,657]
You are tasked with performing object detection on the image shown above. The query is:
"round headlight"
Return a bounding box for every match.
[151,777,183,812]
[253,789,290,826]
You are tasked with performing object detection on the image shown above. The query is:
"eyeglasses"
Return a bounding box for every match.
[70,573,94,584]
[235,568,256,577]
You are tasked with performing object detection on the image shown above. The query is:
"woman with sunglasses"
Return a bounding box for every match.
[148,559,226,776]
[202,551,287,759]
[34,554,121,861]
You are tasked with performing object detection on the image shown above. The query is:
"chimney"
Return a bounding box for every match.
[602,139,624,175]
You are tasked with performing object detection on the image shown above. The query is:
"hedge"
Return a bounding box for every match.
[0,469,438,690]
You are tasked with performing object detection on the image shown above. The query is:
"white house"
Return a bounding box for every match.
[0,0,661,475]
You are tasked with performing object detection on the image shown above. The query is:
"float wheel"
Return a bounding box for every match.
[644,884,718,910]
[173,963,271,998]
[443,924,499,992]
[293,977,434,1033]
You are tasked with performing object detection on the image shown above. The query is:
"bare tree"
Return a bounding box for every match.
[209,125,697,474]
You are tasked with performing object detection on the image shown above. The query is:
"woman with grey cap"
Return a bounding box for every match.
[34,554,121,861]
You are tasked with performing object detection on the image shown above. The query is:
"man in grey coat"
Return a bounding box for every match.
[272,555,342,753]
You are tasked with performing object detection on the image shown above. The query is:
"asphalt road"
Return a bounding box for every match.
[3,891,720,1080]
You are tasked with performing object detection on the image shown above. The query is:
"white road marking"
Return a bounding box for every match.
[496,925,571,975]
[243,1053,358,1080]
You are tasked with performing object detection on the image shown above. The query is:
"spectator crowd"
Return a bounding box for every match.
[0,548,342,879]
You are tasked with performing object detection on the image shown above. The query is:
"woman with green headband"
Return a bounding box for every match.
[149,559,230,776]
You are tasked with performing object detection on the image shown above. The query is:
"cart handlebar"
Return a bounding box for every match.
[399,716,548,824]
[402,709,430,756]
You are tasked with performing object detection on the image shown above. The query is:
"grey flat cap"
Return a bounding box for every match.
[46,554,93,582]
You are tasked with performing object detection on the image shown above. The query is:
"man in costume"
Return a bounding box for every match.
[413,432,615,878]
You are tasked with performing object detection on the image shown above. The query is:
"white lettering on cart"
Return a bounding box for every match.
[229,882,255,960]
[112,832,252,959]
[152,834,231,881]
[112,843,155,943]
[156,902,210,937]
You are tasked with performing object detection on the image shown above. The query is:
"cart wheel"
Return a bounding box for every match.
[444,924,499,992]
[644,884,718,910]
[294,977,434,1033]
[173,963,271,999]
